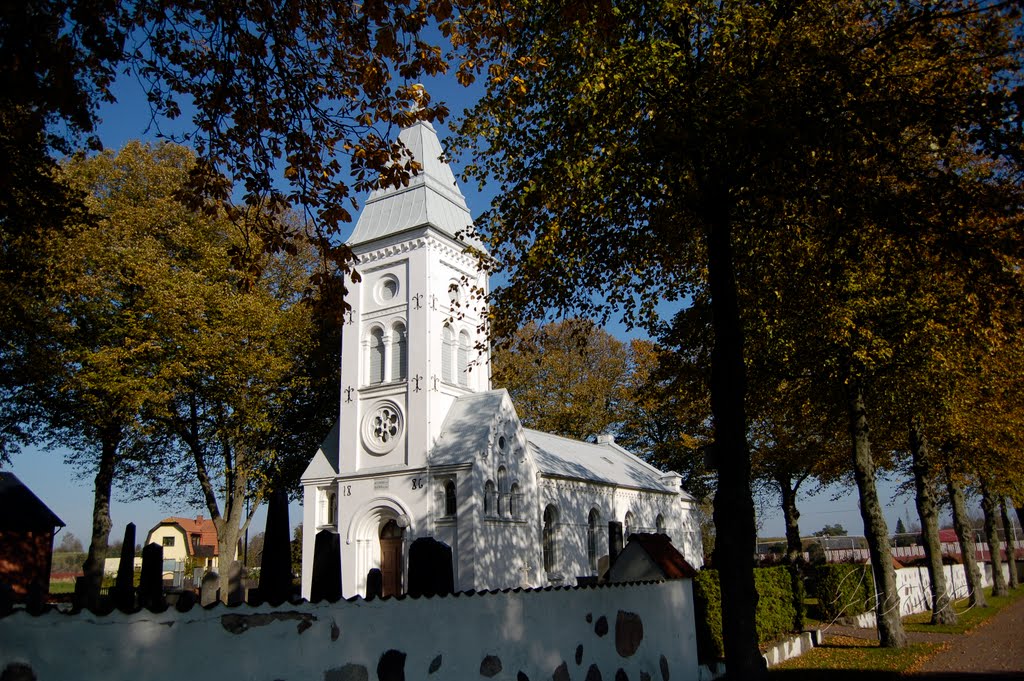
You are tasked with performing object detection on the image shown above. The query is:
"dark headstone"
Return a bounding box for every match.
[615,610,643,657]
[310,529,342,602]
[226,560,245,605]
[608,522,623,567]
[259,489,292,605]
[113,523,136,612]
[594,615,609,637]
[377,649,406,681]
[366,568,383,599]
[480,655,502,677]
[175,589,197,612]
[1,663,36,681]
[0,583,13,617]
[201,572,220,606]
[138,543,165,611]
[407,537,454,597]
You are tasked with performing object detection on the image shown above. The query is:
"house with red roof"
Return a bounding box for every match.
[145,515,226,574]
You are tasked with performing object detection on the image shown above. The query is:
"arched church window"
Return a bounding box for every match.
[391,322,408,381]
[624,511,635,542]
[444,480,457,517]
[543,505,559,574]
[457,331,470,386]
[497,466,508,516]
[369,327,385,384]
[656,513,666,535]
[509,483,521,519]
[442,325,455,383]
[588,508,600,573]
[484,480,496,516]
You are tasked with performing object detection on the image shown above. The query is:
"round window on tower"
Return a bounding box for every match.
[376,275,400,304]
[362,400,404,455]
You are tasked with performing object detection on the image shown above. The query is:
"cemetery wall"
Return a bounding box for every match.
[894,563,1011,617]
[0,579,698,681]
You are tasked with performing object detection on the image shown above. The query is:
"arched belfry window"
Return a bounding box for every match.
[588,509,600,573]
[444,480,457,517]
[543,505,559,574]
[391,322,408,381]
[457,331,470,386]
[368,327,385,384]
[442,325,455,383]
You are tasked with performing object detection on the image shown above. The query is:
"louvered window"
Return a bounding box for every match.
[391,323,408,381]
[442,325,454,383]
[369,327,385,384]
[457,331,469,386]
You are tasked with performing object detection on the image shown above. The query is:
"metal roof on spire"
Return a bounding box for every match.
[347,120,484,251]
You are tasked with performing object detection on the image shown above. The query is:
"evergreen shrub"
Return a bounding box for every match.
[812,563,875,621]
[693,566,799,662]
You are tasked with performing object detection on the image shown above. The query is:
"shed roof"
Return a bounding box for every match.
[348,120,483,251]
[620,533,699,580]
[0,472,64,531]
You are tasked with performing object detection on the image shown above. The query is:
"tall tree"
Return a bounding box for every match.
[492,319,629,440]
[450,0,1021,664]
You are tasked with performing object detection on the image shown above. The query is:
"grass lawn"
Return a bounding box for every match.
[771,586,1024,677]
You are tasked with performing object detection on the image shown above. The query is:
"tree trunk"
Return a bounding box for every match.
[946,471,987,608]
[1000,498,1018,589]
[777,472,806,631]
[980,479,1008,597]
[704,201,765,679]
[81,431,119,611]
[847,380,906,647]
[908,419,956,624]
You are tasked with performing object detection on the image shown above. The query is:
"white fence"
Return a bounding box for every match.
[1,580,699,681]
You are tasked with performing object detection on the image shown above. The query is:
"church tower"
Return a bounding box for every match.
[337,119,490,474]
[300,119,490,598]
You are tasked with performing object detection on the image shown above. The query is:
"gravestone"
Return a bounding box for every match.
[407,537,454,597]
[310,530,342,602]
[608,521,624,567]
[138,543,165,611]
[366,569,382,599]
[200,572,220,606]
[226,560,245,605]
[259,489,292,605]
[113,523,136,611]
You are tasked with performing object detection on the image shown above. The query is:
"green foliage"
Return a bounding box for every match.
[694,567,800,662]
[814,524,848,537]
[812,564,876,621]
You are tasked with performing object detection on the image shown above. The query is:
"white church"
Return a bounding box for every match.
[300,119,703,599]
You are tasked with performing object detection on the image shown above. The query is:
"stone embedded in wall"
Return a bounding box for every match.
[586,613,593,623]
[0,663,35,681]
[324,663,369,681]
[517,672,530,681]
[480,655,502,677]
[575,645,584,665]
[585,664,602,681]
[552,661,570,681]
[640,672,651,681]
[220,611,317,635]
[428,655,442,674]
[615,669,629,681]
[331,620,340,641]
[659,655,669,681]
[594,615,608,637]
[377,649,406,681]
[615,611,643,658]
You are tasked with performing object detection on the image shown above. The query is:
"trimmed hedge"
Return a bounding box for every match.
[811,563,875,621]
[693,566,799,662]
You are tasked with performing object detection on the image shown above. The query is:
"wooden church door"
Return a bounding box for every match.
[379,519,403,597]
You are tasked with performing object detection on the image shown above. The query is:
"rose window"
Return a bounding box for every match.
[363,401,403,454]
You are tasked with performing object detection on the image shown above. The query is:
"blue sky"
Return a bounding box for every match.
[5,68,923,550]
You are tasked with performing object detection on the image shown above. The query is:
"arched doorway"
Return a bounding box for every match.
[379,519,404,597]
